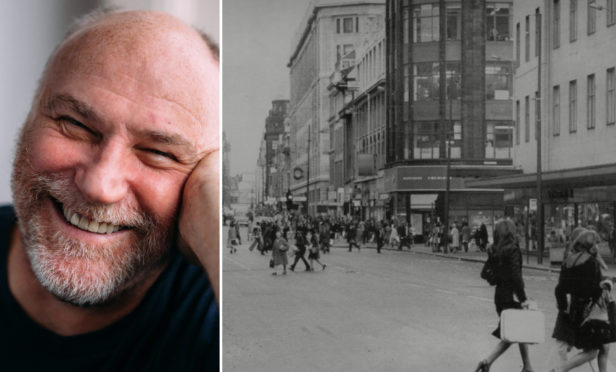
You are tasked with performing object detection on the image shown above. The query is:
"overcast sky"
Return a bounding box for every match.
[223,0,309,176]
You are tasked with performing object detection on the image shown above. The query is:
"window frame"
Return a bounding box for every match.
[553,85,561,136]
[569,80,578,133]
[587,73,596,129]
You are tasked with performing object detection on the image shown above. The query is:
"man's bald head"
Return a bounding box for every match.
[28,9,219,153]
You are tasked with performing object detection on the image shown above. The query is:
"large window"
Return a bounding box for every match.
[525,95,530,142]
[569,80,578,132]
[553,85,561,135]
[413,62,440,101]
[554,0,561,48]
[535,8,541,57]
[413,4,439,42]
[587,73,596,129]
[609,0,616,26]
[486,122,513,159]
[486,62,512,100]
[336,17,357,34]
[486,3,512,40]
[525,16,530,62]
[446,62,461,100]
[608,68,615,124]
[588,0,597,34]
[515,23,521,67]
[414,122,440,159]
[446,4,461,40]
[516,100,521,144]
[413,121,461,160]
[570,0,578,41]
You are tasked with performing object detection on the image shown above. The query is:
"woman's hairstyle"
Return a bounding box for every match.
[571,228,599,253]
[493,218,517,250]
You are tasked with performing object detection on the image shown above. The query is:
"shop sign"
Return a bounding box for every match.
[529,198,537,211]
[294,196,307,202]
[383,166,465,192]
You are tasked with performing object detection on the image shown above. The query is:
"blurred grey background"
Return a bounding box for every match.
[0,0,219,203]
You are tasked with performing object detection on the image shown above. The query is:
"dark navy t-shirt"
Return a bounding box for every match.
[0,206,219,371]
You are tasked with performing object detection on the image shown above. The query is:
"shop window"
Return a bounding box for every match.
[413,62,440,101]
[486,62,512,100]
[486,3,512,41]
[413,4,440,43]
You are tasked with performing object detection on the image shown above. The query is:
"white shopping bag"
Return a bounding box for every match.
[500,309,545,344]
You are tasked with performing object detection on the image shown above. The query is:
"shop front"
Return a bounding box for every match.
[467,163,616,264]
[384,165,505,243]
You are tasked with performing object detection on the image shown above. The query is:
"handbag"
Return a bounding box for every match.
[578,293,612,348]
[481,253,499,286]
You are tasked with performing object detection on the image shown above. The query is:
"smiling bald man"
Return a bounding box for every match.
[0,9,219,370]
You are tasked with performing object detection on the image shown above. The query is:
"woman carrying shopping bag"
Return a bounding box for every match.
[475,218,535,372]
[547,228,611,372]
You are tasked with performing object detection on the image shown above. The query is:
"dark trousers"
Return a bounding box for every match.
[348,239,360,251]
[291,252,310,270]
[376,239,383,253]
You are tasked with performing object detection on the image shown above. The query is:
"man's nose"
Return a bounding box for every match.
[74,141,130,204]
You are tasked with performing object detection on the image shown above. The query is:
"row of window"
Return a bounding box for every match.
[404,61,511,102]
[410,120,513,160]
[401,2,511,43]
[516,0,616,64]
[514,67,616,144]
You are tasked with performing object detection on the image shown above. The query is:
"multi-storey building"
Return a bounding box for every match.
[328,28,387,219]
[263,99,289,198]
[469,0,616,255]
[288,0,385,215]
[385,0,518,239]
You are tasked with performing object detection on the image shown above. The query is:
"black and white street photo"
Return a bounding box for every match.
[223,0,616,371]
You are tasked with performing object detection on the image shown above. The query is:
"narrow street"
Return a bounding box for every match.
[223,228,616,372]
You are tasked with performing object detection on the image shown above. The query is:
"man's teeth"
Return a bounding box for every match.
[63,207,120,234]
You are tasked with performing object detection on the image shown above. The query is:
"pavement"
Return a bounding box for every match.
[333,238,616,277]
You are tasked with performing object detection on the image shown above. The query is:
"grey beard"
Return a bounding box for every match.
[13,172,173,307]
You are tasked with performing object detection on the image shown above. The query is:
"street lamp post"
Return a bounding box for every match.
[306,126,311,216]
[536,11,544,264]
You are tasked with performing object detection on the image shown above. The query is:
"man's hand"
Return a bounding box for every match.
[178,150,220,303]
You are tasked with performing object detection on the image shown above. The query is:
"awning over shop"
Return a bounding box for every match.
[410,194,438,210]
[465,163,616,189]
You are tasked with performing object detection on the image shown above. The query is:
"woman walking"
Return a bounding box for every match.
[307,229,326,271]
[271,230,289,275]
[547,228,608,372]
[475,218,534,372]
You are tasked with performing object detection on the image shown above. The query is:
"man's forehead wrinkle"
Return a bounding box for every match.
[46,94,100,121]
